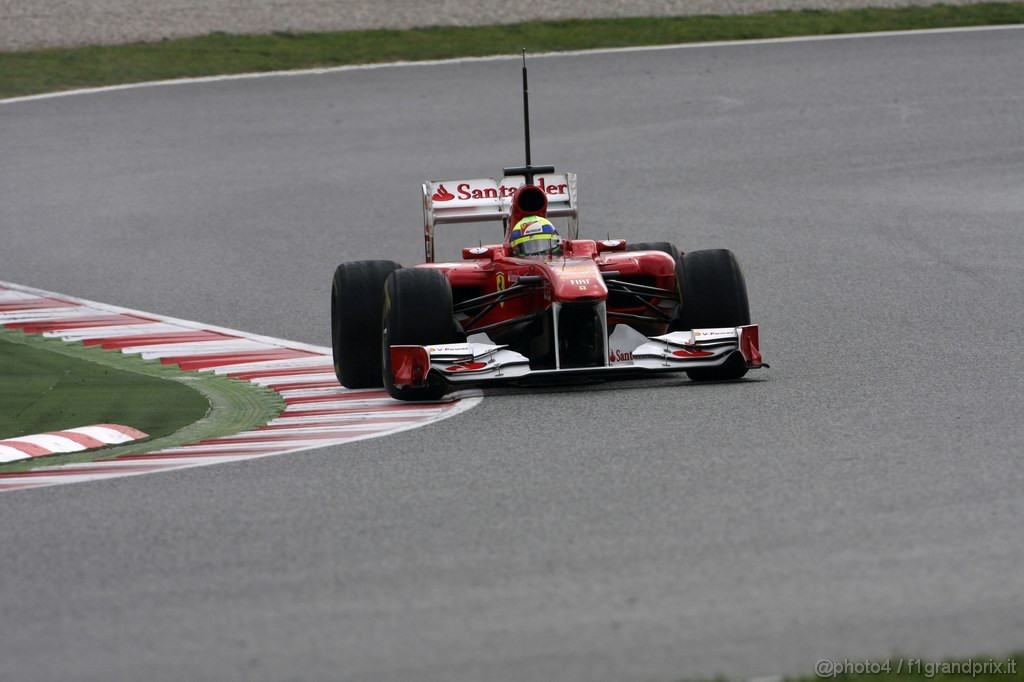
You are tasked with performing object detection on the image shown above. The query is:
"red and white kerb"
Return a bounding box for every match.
[0,424,148,462]
[0,283,479,493]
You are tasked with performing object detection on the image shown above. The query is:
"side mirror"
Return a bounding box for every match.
[564,239,598,257]
[462,246,497,260]
[595,239,627,254]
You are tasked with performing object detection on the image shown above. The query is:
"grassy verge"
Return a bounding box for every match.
[2,3,1023,99]
[0,328,284,473]
[0,332,208,441]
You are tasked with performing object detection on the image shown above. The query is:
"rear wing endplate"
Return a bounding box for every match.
[421,173,578,262]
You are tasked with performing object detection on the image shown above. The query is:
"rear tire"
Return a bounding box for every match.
[382,268,457,401]
[628,241,686,331]
[331,260,401,388]
[678,249,751,382]
[628,242,682,284]
[628,241,678,258]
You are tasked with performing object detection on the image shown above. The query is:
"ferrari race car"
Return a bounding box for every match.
[330,173,767,401]
[330,60,766,401]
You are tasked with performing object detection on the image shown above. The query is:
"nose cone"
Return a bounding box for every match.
[545,260,608,301]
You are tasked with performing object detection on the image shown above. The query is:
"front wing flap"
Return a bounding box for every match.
[389,325,764,389]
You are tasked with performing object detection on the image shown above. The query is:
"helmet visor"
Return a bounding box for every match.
[512,234,560,257]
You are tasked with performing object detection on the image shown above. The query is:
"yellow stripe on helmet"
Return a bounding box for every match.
[510,233,557,247]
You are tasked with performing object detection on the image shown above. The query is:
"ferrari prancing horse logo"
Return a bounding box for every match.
[495,272,505,308]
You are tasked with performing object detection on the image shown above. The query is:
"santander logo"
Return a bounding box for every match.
[432,184,455,202]
[444,361,487,372]
[431,176,568,204]
[672,349,714,358]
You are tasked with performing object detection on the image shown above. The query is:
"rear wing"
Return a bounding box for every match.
[421,173,578,262]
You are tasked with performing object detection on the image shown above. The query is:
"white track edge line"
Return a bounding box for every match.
[1,280,483,483]
[0,282,484,491]
[1,24,1021,105]
[2,394,481,489]
[0,278,329,354]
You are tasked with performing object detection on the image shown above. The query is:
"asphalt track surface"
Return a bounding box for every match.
[2,28,1023,681]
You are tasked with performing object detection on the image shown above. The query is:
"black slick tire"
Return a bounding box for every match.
[382,268,457,401]
[678,249,751,382]
[628,241,682,282]
[331,260,401,388]
[628,241,686,328]
[628,241,679,261]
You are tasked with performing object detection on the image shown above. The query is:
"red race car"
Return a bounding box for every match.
[331,58,766,401]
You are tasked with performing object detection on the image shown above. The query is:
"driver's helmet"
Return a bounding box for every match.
[509,216,562,258]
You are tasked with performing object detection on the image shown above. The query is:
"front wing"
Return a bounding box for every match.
[388,325,765,390]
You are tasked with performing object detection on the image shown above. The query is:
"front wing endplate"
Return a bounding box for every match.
[389,325,764,389]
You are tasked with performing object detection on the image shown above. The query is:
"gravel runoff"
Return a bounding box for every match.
[0,0,1019,51]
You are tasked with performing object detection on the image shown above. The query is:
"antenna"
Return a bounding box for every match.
[503,50,554,185]
[522,49,532,170]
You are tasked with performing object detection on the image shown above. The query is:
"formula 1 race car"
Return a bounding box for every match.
[331,57,766,401]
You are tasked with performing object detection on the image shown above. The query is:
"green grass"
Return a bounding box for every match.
[0,328,284,473]
[0,333,208,440]
[2,3,1023,99]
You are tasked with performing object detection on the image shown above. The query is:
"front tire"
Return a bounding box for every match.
[627,241,687,331]
[678,249,751,382]
[331,260,401,388]
[628,242,684,294]
[382,268,457,401]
